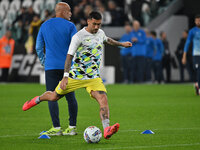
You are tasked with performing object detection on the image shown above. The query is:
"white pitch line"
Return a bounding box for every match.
[0,127,200,138]
[91,143,200,150]
[119,127,200,132]
[0,134,38,138]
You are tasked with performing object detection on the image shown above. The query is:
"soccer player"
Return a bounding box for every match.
[23,11,132,139]
[35,2,78,136]
[182,14,200,95]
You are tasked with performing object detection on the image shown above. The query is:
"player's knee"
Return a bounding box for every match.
[49,91,59,101]
[99,94,108,106]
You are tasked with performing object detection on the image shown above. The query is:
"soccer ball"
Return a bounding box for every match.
[83,126,102,143]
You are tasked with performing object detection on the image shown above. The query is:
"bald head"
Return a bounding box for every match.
[132,20,140,31]
[55,2,72,20]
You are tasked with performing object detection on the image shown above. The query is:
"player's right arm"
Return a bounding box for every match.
[60,34,80,90]
[60,54,74,90]
[182,29,193,64]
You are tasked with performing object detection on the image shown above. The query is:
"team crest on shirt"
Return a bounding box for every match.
[138,32,142,36]
[4,45,11,53]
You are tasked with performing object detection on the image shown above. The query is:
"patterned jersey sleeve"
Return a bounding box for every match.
[102,30,108,42]
[68,34,81,56]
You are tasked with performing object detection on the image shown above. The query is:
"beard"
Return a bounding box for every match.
[92,29,98,34]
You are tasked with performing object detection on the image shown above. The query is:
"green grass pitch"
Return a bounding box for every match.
[0,83,200,150]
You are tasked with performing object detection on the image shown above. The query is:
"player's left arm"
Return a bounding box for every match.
[36,28,45,66]
[106,37,132,48]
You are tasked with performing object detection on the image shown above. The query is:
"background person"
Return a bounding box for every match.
[130,20,146,83]
[0,30,15,82]
[160,31,171,83]
[145,29,155,82]
[35,2,78,136]
[119,23,132,83]
[182,14,200,95]
[175,30,194,82]
[151,31,164,84]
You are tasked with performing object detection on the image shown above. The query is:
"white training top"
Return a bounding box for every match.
[68,27,108,80]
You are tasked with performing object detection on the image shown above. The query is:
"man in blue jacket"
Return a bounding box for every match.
[182,14,200,95]
[119,23,132,83]
[35,2,78,136]
[130,20,146,83]
[151,31,164,83]
[145,29,155,82]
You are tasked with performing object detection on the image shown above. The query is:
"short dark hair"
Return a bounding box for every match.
[150,31,157,37]
[184,29,188,33]
[159,31,164,37]
[88,11,102,20]
[195,14,200,19]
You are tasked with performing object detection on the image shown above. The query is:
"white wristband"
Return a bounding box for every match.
[64,72,69,78]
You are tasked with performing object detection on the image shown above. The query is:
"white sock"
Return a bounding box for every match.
[69,126,76,129]
[54,127,61,129]
[102,119,110,129]
[35,97,40,104]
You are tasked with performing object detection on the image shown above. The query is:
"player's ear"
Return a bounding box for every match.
[87,19,91,25]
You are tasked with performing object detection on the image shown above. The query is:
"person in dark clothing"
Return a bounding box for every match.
[130,0,144,25]
[175,30,194,82]
[160,31,171,83]
[11,7,28,44]
[12,7,27,26]
[26,6,37,25]
[107,0,125,26]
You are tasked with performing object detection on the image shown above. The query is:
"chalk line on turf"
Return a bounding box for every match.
[91,143,200,150]
[0,127,200,138]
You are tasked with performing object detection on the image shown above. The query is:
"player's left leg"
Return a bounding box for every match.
[22,91,60,111]
[23,77,79,111]
[196,57,200,95]
[91,91,120,139]
[193,56,200,95]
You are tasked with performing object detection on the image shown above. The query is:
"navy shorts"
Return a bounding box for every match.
[193,56,200,70]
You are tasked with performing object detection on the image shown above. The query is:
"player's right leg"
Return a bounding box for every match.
[91,90,120,139]
[22,91,60,111]
[63,92,78,135]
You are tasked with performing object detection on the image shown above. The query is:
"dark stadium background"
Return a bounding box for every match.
[0,0,200,83]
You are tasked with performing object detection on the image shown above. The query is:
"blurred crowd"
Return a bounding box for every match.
[0,0,173,52]
[119,21,194,84]
[1,0,192,83]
